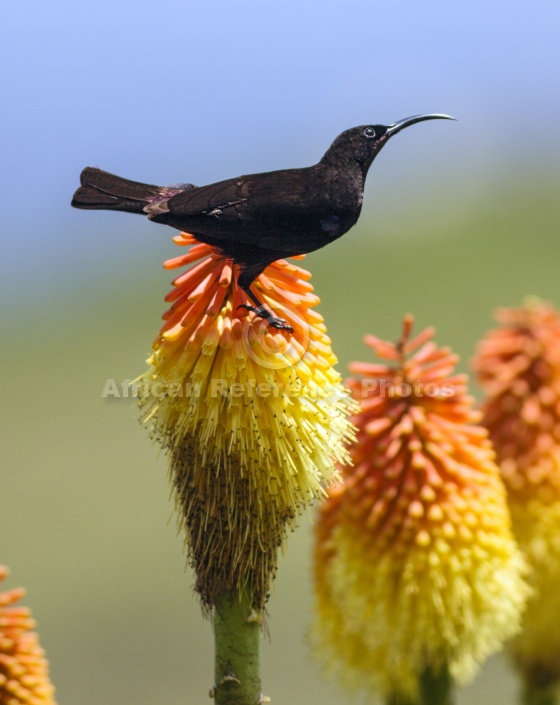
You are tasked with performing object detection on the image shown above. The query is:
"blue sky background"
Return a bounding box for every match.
[2,0,560,317]
[2,3,560,704]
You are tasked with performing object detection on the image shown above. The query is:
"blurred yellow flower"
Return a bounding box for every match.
[474,300,560,689]
[312,316,528,702]
[0,566,56,705]
[137,234,355,609]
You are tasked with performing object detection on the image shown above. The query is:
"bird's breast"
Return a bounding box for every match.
[319,214,343,237]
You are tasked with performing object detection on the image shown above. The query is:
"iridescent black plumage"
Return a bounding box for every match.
[72,114,454,329]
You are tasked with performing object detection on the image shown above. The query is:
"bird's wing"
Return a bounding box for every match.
[164,168,312,223]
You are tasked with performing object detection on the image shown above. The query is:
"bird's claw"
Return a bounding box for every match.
[237,304,294,333]
[267,317,294,333]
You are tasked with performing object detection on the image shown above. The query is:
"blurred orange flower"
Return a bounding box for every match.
[312,316,528,701]
[137,234,355,609]
[0,566,56,705]
[474,299,560,688]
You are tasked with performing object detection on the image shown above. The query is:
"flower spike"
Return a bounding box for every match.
[0,566,56,705]
[474,299,560,695]
[312,317,528,702]
[137,235,356,610]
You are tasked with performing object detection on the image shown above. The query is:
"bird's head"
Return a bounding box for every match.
[320,114,455,174]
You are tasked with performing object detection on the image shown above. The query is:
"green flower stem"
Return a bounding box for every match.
[522,681,559,705]
[387,666,454,705]
[213,589,262,705]
[419,666,454,705]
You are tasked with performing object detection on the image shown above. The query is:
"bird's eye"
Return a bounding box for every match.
[363,127,376,139]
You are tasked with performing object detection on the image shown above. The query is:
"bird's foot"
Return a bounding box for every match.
[237,304,294,333]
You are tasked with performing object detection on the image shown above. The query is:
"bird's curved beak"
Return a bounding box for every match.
[385,113,456,138]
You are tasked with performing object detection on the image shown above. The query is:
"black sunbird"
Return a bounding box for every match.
[72,114,455,331]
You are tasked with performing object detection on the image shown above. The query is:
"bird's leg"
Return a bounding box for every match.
[237,267,294,333]
[238,301,294,332]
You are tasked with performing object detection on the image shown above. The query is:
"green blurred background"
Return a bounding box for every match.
[2,1,560,703]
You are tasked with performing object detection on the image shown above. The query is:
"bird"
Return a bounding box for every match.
[71,114,455,331]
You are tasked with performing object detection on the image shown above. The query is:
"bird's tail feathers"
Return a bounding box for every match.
[71,167,162,214]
